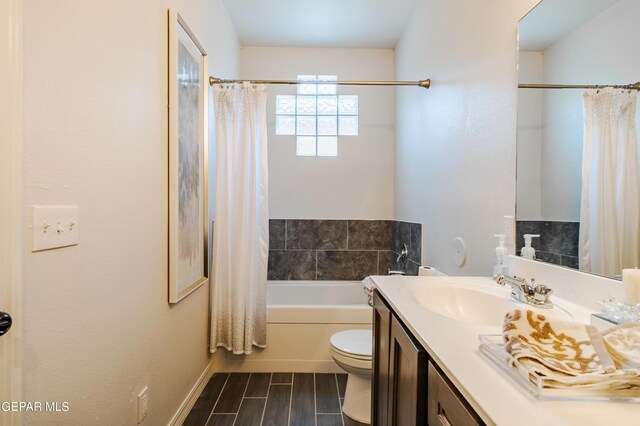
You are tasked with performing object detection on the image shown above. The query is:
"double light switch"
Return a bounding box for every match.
[32,205,79,252]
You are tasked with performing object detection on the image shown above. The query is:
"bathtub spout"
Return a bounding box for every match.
[388,269,405,276]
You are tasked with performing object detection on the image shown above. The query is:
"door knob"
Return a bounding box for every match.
[0,311,12,336]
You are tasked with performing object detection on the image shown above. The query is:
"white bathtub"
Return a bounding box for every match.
[212,280,373,373]
[267,280,372,324]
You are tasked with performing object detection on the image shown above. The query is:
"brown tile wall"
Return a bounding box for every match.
[267,219,422,280]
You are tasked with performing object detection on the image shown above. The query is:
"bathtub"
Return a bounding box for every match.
[212,280,373,373]
[267,280,372,324]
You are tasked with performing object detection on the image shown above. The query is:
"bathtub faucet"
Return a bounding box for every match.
[397,244,408,264]
[389,244,409,275]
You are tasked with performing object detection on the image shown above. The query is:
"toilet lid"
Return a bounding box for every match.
[330,330,372,357]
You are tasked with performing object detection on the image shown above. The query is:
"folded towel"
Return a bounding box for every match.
[501,310,640,390]
[503,309,616,376]
[602,323,640,371]
[513,358,640,390]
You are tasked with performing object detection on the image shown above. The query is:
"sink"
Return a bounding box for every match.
[402,279,572,326]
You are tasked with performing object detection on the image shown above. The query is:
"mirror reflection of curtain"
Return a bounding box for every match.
[579,88,639,276]
[210,83,269,354]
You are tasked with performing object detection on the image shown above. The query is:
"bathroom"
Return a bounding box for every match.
[2,0,639,425]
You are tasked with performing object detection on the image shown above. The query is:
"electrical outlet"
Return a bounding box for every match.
[137,386,148,424]
[503,215,516,254]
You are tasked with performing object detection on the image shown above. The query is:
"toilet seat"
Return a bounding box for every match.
[330,329,372,360]
[331,346,371,361]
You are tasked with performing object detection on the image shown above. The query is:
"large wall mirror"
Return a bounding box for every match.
[516,0,640,278]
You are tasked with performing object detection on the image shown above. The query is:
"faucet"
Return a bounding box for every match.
[495,274,553,309]
[389,244,409,275]
[396,243,408,264]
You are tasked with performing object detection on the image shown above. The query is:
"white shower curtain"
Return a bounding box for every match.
[210,83,269,354]
[579,88,639,276]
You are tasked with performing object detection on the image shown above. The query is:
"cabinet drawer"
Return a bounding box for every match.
[428,362,483,426]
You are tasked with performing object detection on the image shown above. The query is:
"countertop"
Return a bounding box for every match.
[371,275,640,426]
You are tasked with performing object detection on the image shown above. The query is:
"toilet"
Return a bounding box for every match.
[330,329,372,424]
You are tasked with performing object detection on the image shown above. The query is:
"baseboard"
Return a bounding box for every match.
[168,359,215,426]
[211,351,342,373]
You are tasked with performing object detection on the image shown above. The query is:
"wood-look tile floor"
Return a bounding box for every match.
[183,373,367,426]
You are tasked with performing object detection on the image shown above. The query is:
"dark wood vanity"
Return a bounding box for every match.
[372,289,484,426]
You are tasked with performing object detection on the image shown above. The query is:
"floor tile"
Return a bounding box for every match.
[317,413,343,426]
[235,398,266,426]
[290,373,315,426]
[183,373,229,426]
[205,414,235,426]
[262,384,292,426]
[336,374,347,399]
[213,373,250,413]
[271,372,293,384]
[245,373,271,398]
[315,373,341,414]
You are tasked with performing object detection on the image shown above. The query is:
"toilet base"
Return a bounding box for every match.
[342,372,371,424]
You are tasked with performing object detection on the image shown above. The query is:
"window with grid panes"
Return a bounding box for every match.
[275,75,359,156]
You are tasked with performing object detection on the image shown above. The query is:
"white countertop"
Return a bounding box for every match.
[371,275,640,426]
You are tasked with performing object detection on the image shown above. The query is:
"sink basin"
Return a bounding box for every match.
[402,280,572,326]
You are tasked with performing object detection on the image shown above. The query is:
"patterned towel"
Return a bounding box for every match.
[502,310,640,390]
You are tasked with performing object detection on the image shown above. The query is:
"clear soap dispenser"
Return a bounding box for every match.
[521,234,540,260]
[493,234,509,278]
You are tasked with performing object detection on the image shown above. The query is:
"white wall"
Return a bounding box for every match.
[538,0,640,221]
[516,52,543,220]
[22,0,239,424]
[394,0,539,275]
[240,47,395,219]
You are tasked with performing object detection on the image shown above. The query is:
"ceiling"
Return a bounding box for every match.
[519,0,621,51]
[222,0,418,48]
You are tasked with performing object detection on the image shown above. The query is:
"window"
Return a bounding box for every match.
[275,75,359,157]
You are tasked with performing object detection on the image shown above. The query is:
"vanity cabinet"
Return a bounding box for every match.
[373,290,427,425]
[372,290,484,426]
[372,290,392,425]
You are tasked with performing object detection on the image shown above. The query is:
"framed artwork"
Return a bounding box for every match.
[168,9,209,303]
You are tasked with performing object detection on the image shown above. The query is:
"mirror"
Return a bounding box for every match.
[516,0,640,278]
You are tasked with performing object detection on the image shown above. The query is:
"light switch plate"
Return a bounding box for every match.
[32,205,79,252]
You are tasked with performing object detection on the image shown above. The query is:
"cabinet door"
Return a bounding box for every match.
[372,290,392,426]
[428,362,483,426]
[389,314,428,426]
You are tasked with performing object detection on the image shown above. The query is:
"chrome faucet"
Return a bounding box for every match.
[495,274,553,309]
[396,244,408,264]
[388,244,409,275]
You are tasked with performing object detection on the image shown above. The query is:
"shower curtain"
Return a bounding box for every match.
[210,83,269,354]
[579,88,639,276]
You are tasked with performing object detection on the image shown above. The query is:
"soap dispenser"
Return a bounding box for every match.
[493,234,509,278]
[521,234,540,260]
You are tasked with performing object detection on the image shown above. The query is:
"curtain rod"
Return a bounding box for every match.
[519,82,640,91]
[209,76,431,89]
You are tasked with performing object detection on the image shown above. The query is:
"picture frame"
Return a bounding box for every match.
[168,9,209,303]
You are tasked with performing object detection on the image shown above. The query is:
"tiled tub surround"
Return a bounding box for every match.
[268,220,422,280]
[516,221,579,269]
